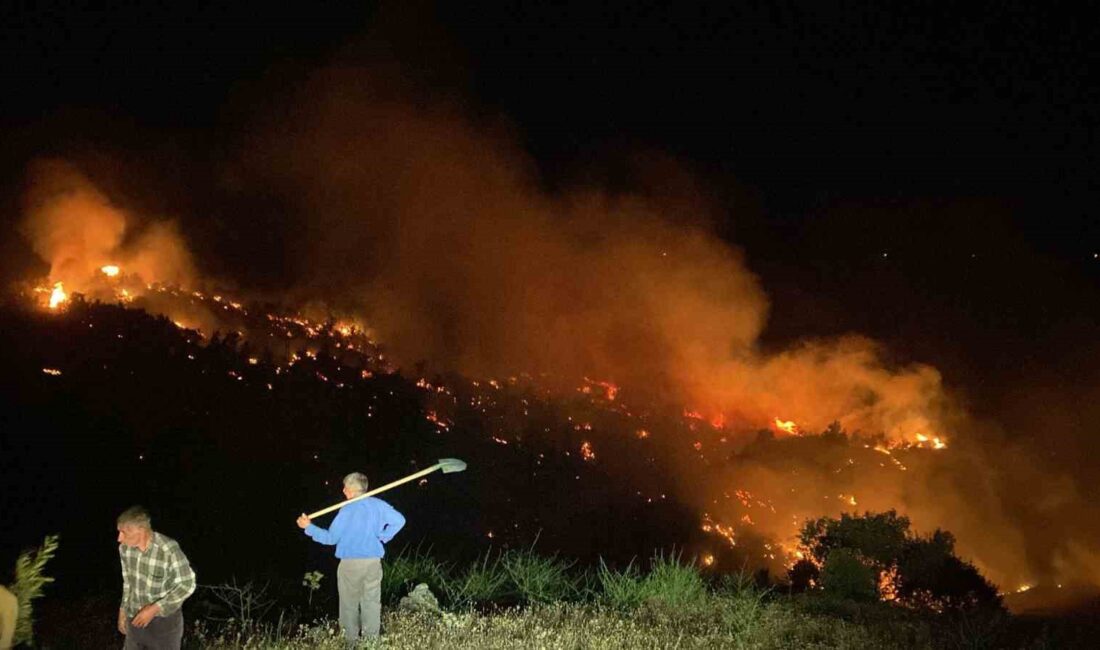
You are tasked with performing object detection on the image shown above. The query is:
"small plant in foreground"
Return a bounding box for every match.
[302,571,323,607]
[10,534,59,647]
[201,578,276,626]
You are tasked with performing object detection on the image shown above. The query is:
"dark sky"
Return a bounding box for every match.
[2,0,1098,416]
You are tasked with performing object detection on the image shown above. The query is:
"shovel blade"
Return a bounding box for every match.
[438,457,467,473]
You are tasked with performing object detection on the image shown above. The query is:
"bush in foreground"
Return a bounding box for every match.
[7,534,59,647]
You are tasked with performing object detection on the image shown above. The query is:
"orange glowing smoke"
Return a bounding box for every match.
[20,159,195,303]
[235,72,953,448]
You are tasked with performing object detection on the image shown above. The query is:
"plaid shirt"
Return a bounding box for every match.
[119,531,196,617]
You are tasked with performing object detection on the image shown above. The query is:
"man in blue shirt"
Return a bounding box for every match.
[297,472,406,644]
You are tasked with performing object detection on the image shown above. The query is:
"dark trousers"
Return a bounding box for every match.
[123,610,183,650]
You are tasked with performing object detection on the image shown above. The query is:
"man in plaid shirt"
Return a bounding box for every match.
[116,506,196,649]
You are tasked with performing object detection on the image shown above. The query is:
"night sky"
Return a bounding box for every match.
[2,0,1099,580]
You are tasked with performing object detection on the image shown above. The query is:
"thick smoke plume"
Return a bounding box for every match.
[223,66,1100,594]
[238,67,946,442]
[20,158,195,293]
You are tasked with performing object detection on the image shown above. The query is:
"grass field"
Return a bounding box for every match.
[28,547,1100,649]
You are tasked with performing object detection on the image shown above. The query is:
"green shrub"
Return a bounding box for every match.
[502,549,577,604]
[799,511,1003,614]
[801,510,910,569]
[820,548,879,602]
[10,534,59,647]
[640,551,706,609]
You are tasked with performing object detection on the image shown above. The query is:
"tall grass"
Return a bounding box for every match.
[717,571,771,643]
[597,551,707,611]
[597,558,646,609]
[176,547,1071,650]
[502,548,577,604]
[442,549,509,609]
[380,546,450,604]
[642,551,707,608]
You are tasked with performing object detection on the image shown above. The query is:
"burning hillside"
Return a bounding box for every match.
[7,66,1100,599]
[1,269,1061,595]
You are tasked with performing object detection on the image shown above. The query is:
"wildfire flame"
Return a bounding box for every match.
[701,513,737,547]
[48,282,67,309]
[774,418,799,435]
[101,265,120,277]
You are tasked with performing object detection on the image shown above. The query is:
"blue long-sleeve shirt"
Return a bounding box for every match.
[304,497,406,559]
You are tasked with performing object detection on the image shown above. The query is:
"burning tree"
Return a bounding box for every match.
[789,510,1001,613]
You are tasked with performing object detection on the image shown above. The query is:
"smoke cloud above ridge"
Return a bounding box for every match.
[232,66,947,441]
[19,158,195,293]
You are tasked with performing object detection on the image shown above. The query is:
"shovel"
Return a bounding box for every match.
[304,458,467,519]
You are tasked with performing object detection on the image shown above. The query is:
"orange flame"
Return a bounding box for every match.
[774,417,799,435]
[48,282,67,309]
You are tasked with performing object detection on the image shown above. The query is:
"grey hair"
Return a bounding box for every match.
[117,505,152,530]
[343,472,369,495]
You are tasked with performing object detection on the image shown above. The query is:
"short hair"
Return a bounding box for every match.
[117,506,152,530]
[343,472,369,495]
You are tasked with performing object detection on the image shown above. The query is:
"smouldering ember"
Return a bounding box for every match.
[879,566,900,602]
[579,441,596,462]
[424,411,452,432]
[580,377,620,401]
[701,513,737,547]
